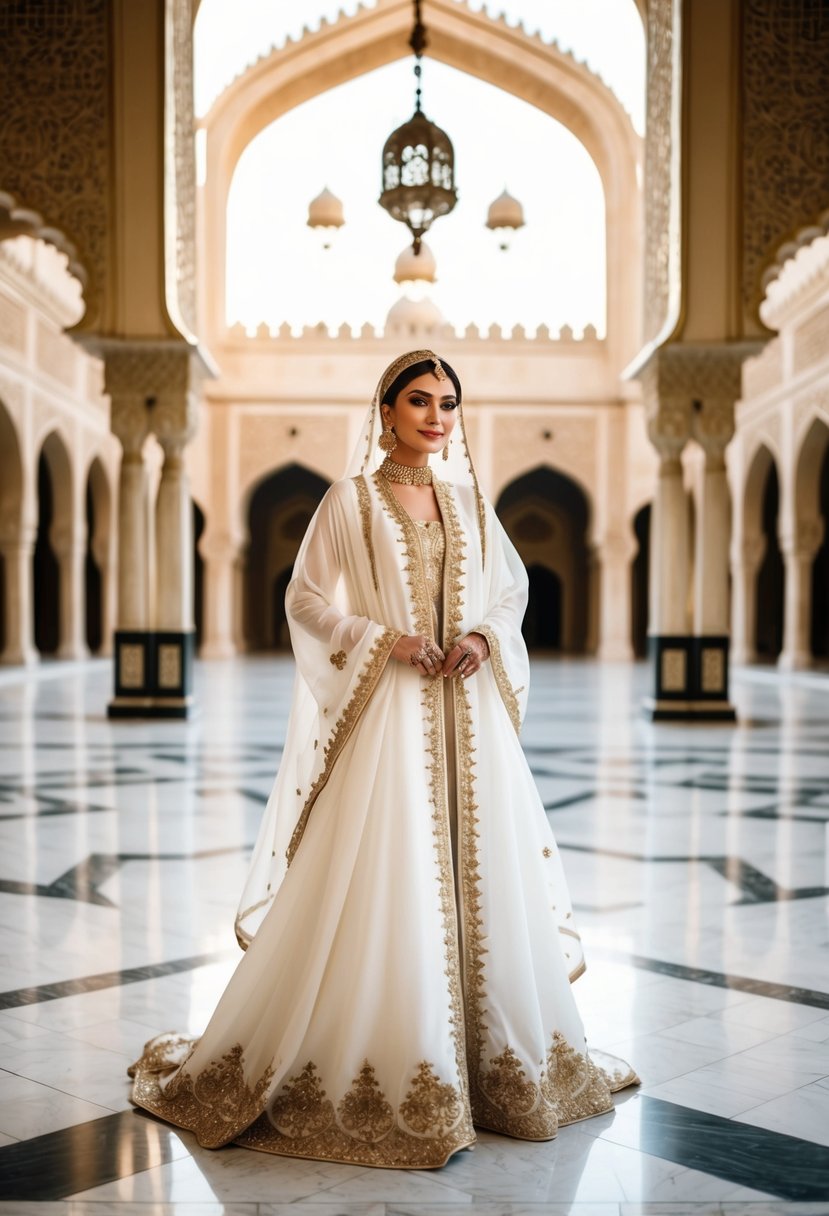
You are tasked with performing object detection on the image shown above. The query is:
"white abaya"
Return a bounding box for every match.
[129,468,638,1169]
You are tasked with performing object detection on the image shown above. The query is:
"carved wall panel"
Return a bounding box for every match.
[742,1,829,313]
[0,1,111,329]
[644,0,680,344]
[238,413,349,506]
[0,291,26,353]
[742,339,782,399]
[36,321,77,390]
[166,0,197,338]
[491,415,598,506]
[793,303,829,374]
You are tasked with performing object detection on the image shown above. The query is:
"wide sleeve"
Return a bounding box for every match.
[235,480,402,949]
[470,499,531,734]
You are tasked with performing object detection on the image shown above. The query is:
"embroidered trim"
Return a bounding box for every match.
[373,471,434,638]
[285,626,402,866]
[374,468,473,1126]
[329,650,347,670]
[433,479,466,652]
[474,1032,619,1140]
[471,622,522,734]
[129,1038,275,1149]
[352,474,379,591]
[130,1041,475,1167]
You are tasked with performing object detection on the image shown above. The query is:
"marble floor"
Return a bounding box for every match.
[0,655,828,1216]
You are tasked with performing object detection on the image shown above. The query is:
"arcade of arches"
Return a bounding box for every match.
[1,0,829,723]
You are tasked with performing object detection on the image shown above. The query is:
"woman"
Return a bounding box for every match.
[129,350,638,1170]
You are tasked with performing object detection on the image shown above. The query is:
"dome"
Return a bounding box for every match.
[485,188,525,232]
[307,187,345,230]
[385,294,445,334]
[393,240,437,285]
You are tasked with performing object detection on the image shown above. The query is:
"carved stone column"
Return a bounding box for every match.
[52,519,88,661]
[0,524,37,666]
[201,531,241,659]
[690,401,737,719]
[596,533,636,661]
[638,343,756,720]
[730,537,766,665]
[90,528,115,656]
[779,519,824,670]
[103,342,202,718]
[153,385,199,713]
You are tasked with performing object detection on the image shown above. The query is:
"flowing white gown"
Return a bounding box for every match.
[128,466,638,1169]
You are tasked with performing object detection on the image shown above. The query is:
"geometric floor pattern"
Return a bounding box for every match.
[1,655,828,1214]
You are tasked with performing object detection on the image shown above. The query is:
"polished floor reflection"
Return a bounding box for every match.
[0,655,828,1215]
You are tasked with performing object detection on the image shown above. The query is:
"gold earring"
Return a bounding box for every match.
[442,437,450,461]
[379,426,397,454]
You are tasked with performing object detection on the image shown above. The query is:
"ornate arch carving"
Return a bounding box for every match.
[200,0,642,365]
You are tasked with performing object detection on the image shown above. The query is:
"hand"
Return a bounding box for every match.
[391,633,445,677]
[442,632,490,680]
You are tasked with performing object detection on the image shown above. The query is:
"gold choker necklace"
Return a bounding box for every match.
[379,457,433,485]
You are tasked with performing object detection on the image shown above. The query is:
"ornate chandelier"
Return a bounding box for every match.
[378,0,457,253]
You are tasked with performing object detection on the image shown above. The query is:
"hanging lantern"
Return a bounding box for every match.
[307,186,345,249]
[485,188,525,251]
[379,0,457,252]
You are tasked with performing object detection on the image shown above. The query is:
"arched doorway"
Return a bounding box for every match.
[0,401,24,660]
[245,464,329,651]
[193,501,206,649]
[798,418,829,662]
[85,457,111,655]
[496,467,591,653]
[756,459,784,660]
[631,502,651,658]
[34,433,73,656]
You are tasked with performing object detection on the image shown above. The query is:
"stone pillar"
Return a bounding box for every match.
[155,436,194,632]
[730,537,766,665]
[90,529,116,657]
[103,342,203,718]
[690,404,736,718]
[637,343,756,720]
[0,525,37,666]
[596,534,636,660]
[52,522,88,661]
[779,519,823,670]
[201,532,240,658]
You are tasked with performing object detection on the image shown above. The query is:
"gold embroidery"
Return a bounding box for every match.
[479,1046,539,1117]
[337,1061,396,1142]
[543,846,552,858]
[329,650,347,670]
[471,623,522,734]
[129,1040,275,1149]
[270,1062,335,1138]
[433,479,465,652]
[473,1033,626,1140]
[400,1060,464,1136]
[241,1057,473,1168]
[375,469,473,1129]
[352,474,379,591]
[285,627,403,867]
[373,471,434,641]
[414,519,446,618]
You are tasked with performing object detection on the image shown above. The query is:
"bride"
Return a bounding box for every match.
[129,350,638,1169]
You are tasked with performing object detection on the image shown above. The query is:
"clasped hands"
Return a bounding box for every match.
[392,631,490,679]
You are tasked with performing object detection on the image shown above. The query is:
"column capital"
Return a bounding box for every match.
[102,340,205,451]
[780,517,824,560]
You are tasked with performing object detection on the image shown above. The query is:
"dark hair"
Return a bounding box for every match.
[381,358,462,407]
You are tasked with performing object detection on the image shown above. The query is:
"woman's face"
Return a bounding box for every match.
[381,372,459,460]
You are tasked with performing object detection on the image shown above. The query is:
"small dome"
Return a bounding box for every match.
[394,240,437,285]
[385,294,445,333]
[307,187,345,230]
[485,188,525,231]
